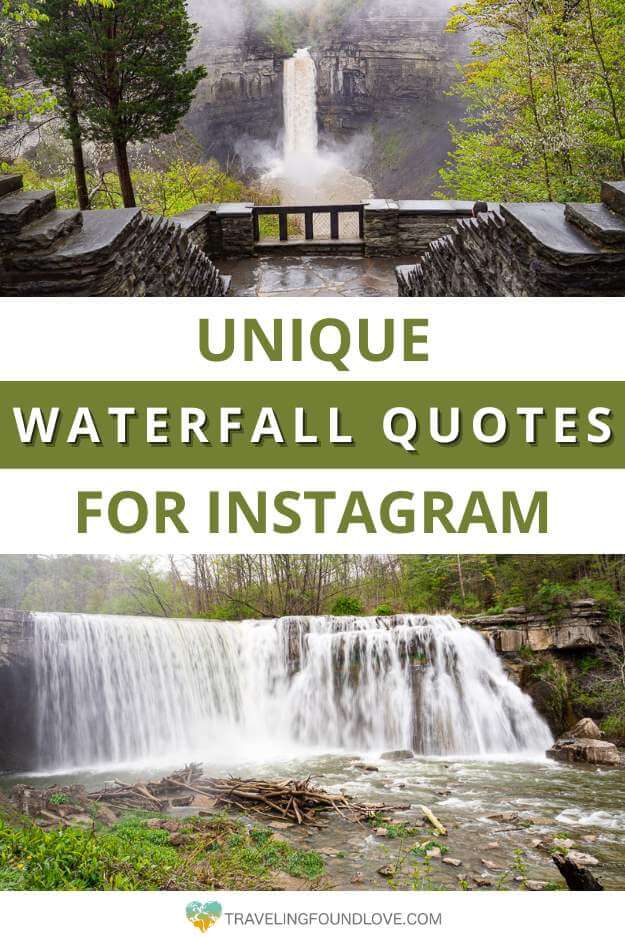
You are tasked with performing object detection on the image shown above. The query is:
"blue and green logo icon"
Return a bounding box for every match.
[186,900,223,932]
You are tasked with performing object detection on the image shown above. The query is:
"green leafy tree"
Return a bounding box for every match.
[30,0,205,207]
[440,0,625,203]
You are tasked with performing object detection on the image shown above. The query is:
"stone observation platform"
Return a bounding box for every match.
[2,171,625,296]
[0,173,229,297]
[397,181,625,296]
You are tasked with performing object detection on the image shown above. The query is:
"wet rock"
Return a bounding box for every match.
[426,847,441,859]
[272,872,309,890]
[483,841,500,850]
[268,821,294,830]
[571,718,603,740]
[351,872,364,884]
[374,827,389,837]
[567,851,599,866]
[547,736,620,767]
[67,812,93,826]
[380,750,414,761]
[96,805,118,826]
[481,858,505,871]
[352,762,379,772]
[525,880,549,891]
[145,818,165,829]
[168,831,188,847]
[377,865,395,878]
[487,812,519,823]
[553,838,575,850]
[472,875,493,888]
[161,820,179,833]
[443,857,462,867]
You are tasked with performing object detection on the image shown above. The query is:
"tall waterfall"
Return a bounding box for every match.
[283,48,319,159]
[31,613,552,771]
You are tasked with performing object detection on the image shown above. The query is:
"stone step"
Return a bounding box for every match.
[565,202,625,247]
[14,209,83,252]
[601,181,625,217]
[0,174,23,197]
[501,202,602,259]
[0,189,56,238]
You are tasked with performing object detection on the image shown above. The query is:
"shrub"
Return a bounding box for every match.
[601,714,625,744]
[374,603,394,616]
[330,597,364,616]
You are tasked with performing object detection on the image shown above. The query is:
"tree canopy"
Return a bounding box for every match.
[440,0,625,202]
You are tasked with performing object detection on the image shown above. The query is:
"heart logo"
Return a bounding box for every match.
[186,901,223,932]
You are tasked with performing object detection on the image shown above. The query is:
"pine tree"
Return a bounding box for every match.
[32,0,206,208]
[28,0,94,209]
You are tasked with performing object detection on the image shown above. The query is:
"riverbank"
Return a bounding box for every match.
[2,754,623,891]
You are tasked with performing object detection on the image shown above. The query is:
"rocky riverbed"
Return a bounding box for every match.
[4,749,623,891]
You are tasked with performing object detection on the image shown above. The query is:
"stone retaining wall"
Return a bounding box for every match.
[0,174,229,298]
[397,183,625,297]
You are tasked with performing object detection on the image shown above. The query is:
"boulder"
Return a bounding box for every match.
[570,718,603,740]
[547,736,620,767]
[380,749,414,761]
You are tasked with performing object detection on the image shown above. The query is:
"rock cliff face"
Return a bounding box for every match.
[185,37,285,165]
[185,0,467,196]
[314,1,467,195]
[0,610,36,773]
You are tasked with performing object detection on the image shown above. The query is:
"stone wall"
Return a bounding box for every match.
[0,174,229,297]
[364,199,481,256]
[397,182,625,297]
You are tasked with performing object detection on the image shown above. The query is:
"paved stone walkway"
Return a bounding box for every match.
[219,254,403,297]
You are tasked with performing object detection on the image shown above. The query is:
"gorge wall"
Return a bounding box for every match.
[185,0,467,197]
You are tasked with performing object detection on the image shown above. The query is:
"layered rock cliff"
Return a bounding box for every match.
[185,0,468,196]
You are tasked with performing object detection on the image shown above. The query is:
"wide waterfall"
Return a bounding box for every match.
[31,612,552,772]
[283,48,319,159]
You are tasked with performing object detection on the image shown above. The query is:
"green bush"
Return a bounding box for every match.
[374,603,394,616]
[601,714,625,743]
[331,596,364,616]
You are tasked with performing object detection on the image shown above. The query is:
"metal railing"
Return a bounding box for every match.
[253,204,365,243]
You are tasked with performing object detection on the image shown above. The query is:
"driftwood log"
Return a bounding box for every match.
[552,853,604,891]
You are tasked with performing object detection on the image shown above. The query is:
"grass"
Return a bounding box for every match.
[0,810,325,891]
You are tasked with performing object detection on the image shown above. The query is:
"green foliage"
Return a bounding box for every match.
[0,816,183,890]
[601,713,625,742]
[440,0,625,202]
[3,151,271,217]
[374,603,394,616]
[411,839,449,857]
[49,793,71,806]
[331,596,365,616]
[0,811,325,891]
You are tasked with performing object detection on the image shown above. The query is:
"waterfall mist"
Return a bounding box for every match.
[31,612,552,772]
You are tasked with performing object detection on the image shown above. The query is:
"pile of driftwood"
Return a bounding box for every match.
[90,764,386,827]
